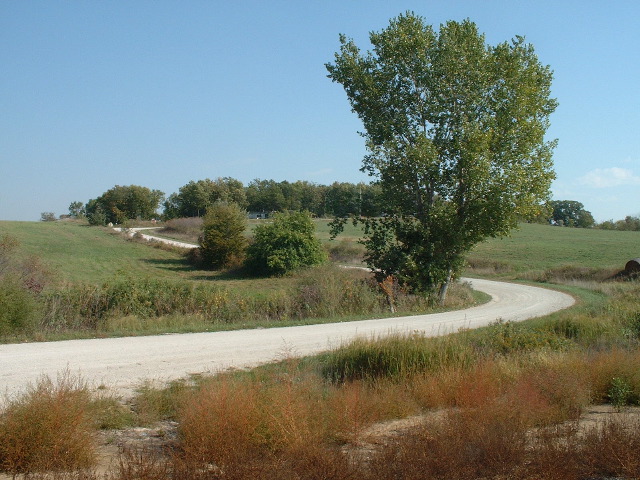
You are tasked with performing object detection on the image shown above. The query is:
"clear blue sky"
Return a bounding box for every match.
[1,1,639,222]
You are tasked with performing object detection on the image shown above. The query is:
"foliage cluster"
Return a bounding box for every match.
[327,13,558,301]
[0,373,97,475]
[163,177,246,219]
[78,178,387,226]
[549,199,595,228]
[39,211,57,222]
[199,202,247,269]
[245,211,327,276]
[85,184,164,225]
[3,265,444,340]
[0,234,48,337]
[599,215,640,231]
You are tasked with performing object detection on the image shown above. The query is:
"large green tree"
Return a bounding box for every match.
[164,177,247,219]
[86,185,164,225]
[327,13,557,302]
[549,200,595,228]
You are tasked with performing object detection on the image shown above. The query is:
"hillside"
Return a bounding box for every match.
[469,222,639,274]
[2,220,638,286]
[0,221,213,287]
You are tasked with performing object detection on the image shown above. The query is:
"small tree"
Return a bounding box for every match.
[245,211,326,276]
[199,202,248,269]
[40,212,56,222]
[68,201,85,218]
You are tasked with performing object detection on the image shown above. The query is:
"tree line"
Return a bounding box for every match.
[69,178,385,225]
[66,182,638,232]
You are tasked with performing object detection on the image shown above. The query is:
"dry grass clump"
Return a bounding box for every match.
[161,217,203,237]
[0,372,97,476]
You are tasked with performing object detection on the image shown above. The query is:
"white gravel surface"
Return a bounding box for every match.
[114,227,198,249]
[0,278,574,400]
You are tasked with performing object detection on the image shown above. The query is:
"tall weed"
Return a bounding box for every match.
[0,372,96,475]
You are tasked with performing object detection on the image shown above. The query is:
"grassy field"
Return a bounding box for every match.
[1,220,480,342]
[3,219,638,286]
[469,222,639,274]
[0,221,290,293]
[0,221,194,285]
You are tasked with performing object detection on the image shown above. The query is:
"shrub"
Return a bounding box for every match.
[0,275,41,336]
[608,376,633,410]
[199,201,248,269]
[245,211,326,276]
[0,373,97,475]
[0,236,48,337]
[40,211,57,222]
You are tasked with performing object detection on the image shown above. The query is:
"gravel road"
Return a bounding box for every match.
[113,226,198,249]
[0,278,574,400]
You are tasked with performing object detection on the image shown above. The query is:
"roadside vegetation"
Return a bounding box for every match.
[2,216,640,478]
[0,219,478,343]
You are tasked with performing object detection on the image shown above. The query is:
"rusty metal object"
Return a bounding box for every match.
[625,259,640,273]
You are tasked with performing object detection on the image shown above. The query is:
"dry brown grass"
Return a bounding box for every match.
[0,372,97,476]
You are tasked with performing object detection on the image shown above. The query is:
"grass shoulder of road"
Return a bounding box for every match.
[1,220,489,344]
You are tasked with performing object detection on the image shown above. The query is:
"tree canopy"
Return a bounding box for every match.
[85,185,164,225]
[164,177,246,219]
[327,13,557,301]
[549,200,595,228]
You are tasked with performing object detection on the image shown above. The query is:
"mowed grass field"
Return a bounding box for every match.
[0,221,198,285]
[469,222,640,273]
[0,221,290,293]
[2,220,638,286]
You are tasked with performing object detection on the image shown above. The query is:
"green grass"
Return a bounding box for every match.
[468,222,639,273]
[0,221,192,285]
[0,221,290,294]
[4,219,636,291]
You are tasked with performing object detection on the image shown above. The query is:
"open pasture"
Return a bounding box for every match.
[468,222,639,275]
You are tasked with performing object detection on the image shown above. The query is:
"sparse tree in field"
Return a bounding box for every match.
[40,212,56,222]
[245,211,326,276]
[327,13,557,303]
[68,201,85,218]
[199,202,248,269]
[550,200,595,228]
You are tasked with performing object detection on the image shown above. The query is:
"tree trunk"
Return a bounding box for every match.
[438,268,453,306]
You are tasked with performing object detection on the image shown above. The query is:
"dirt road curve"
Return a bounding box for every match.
[0,279,574,400]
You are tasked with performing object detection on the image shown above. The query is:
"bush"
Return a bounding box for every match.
[0,236,46,337]
[0,373,97,475]
[0,275,41,336]
[40,211,57,222]
[199,202,248,269]
[246,211,327,276]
